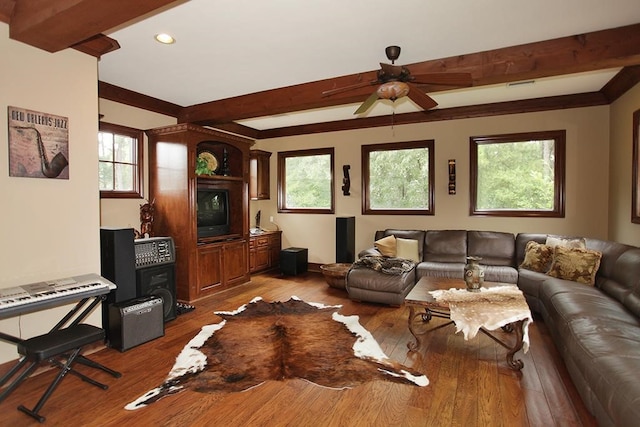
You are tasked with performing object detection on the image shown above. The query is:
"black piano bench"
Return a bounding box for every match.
[12,324,120,423]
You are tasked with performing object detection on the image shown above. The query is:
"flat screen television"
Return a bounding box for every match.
[197,188,230,238]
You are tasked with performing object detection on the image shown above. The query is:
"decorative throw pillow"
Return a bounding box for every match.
[395,238,420,262]
[374,235,396,257]
[520,241,554,273]
[545,236,587,249]
[546,245,602,285]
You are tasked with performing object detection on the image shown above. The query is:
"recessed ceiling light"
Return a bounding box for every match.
[154,33,175,44]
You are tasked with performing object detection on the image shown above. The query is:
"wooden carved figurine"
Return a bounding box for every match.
[136,200,155,239]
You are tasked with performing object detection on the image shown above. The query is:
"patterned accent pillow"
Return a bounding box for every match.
[546,245,602,285]
[374,235,396,257]
[520,241,554,273]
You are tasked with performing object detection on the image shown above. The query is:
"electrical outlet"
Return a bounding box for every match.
[270,216,274,223]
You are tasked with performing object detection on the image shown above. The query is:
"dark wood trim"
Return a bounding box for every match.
[99,81,183,118]
[71,34,120,58]
[277,148,335,214]
[258,92,608,139]
[0,0,15,22]
[601,66,640,103]
[361,140,435,216]
[469,130,566,218]
[180,23,640,125]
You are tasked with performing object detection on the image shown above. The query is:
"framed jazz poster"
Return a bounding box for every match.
[7,106,69,179]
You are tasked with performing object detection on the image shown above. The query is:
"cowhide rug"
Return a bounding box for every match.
[126,296,428,410]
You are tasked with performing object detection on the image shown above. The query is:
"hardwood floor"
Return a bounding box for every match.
[0,272,597,426]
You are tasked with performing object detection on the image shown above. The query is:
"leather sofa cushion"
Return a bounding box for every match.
[517,268,548,312]
[483,265,518,284]
[424,230,467,263]
[468,231,515,266]
[559,317,640,427]
[416,262,464,280]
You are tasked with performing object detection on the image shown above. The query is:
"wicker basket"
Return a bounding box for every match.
[320,263,352,289]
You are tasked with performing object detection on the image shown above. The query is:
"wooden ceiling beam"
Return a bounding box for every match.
[255,93,610,139]
[180,23,640,125]
[8,0,178,52]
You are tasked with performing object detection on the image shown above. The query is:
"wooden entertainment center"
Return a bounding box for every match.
[147,123,253,302]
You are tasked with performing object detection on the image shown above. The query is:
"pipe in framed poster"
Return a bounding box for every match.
[7,106,69,179]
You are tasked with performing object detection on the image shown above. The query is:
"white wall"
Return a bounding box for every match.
[98,99,176,230]
[251,106,611,265]
[608,82,640,245]
[0,23,100,363]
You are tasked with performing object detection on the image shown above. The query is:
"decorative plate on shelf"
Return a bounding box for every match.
[198,151,219,174]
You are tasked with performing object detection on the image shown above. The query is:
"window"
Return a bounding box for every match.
[470,130,565,217]
[98,122,143,198]
[362,140,435,215]
[277,148,334,213]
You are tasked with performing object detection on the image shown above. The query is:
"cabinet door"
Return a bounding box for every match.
[223,240,248,284]
[249,150,271,200]
[249,238,257,272]
[197,245,223,293]
[269,234,282,268]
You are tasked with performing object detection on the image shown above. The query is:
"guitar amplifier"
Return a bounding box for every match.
[108,295,164,352]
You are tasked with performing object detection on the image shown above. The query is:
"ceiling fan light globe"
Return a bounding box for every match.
[377,81,409,100]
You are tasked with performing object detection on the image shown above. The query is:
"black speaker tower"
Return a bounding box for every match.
[336,216,355,263]
[100,228,137,336]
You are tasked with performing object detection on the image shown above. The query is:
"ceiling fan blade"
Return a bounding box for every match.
[406,83,438,110]
[322,80,378,97]
[410,72,473,87]
[354,91,380,115]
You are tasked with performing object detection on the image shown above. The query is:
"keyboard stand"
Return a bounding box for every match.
[0,288,120,412]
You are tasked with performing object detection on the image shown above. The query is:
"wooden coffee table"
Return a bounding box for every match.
[405,277,531,370]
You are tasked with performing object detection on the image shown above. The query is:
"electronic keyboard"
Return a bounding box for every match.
[0,273,116,320]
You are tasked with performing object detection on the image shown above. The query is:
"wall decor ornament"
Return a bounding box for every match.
[342,165,351,196]
[632,108,640,224]
[448,159,456,195]
[7,106,69,179]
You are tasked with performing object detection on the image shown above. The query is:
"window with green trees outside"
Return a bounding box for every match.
[470,130,566,217]
[362,140,435,215]
[277,148,334,213]
[98,122,143,199]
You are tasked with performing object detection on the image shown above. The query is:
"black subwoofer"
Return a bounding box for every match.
[136,264,176,322]
[108,296,164,352]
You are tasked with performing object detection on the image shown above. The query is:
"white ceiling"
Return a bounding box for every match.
[97,0,640,129]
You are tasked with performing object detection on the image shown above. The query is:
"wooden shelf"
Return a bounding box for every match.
[197,175,244,182]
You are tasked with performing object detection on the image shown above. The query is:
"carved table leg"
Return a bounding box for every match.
[407,306,422,351]
[505,319,526,370]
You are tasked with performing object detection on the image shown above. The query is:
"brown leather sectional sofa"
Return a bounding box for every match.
[346,229,640,427]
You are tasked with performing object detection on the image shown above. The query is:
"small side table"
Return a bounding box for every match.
[281,247,308,275]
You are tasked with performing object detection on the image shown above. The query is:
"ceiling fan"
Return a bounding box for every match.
[322,46,473,115]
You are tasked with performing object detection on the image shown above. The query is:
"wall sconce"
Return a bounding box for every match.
[448,159,456,195]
